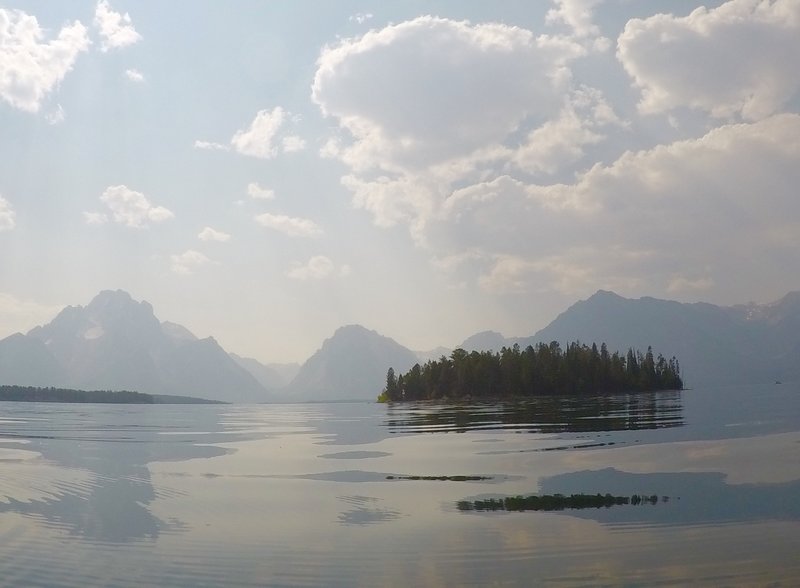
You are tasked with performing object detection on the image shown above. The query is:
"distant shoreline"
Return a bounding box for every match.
[0,385,226,405]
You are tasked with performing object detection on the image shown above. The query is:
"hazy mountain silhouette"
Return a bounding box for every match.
[1,290,269,403]
[415,346,452,364]
[283,325,418,401]
[5,289,800,402]
[459,331,507,353]
[458,290,800,387]
[0,333,66,387]
[230,354,299,391]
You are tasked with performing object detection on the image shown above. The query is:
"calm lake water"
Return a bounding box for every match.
[1,383,799,587]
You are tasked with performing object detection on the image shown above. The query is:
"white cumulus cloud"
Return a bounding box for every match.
[83,211,108,225]
[91,185,174,228]
[618,0,800,120]
[198,227,230,242]
[513,85,623,175]
[0,195,16,231]
[171,250,214,275]
[197,107,305,159]
[281,135,306,153]
[313,16,597,244]
[432,114,800,299]
[0,9,90,112]
[193,140,229,152]
[287,256,349,280]
[247,182,275,200]
[349,13,373,25]
[125,68,144,82]
[254,213,323,238]
[93,0,141,52]
[314,16,584,174]
[231,107,286,159]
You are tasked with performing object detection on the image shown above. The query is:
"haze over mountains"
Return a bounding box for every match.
[1,289,798,402]
[0,290,267,403]
[283,324,419,401]
[455,291,800,387]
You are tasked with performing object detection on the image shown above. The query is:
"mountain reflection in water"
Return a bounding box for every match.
[1,385,798,587]
[384,391,684,434]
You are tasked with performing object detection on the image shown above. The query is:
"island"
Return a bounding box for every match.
[379,341,682,402]
[0,385,226,404]
[457,492,665,512]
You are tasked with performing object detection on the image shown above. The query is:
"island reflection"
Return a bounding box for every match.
[384,390,683,434]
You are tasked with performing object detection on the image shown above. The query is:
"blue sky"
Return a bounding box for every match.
[1,0,799,362]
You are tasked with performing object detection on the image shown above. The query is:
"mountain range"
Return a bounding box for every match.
[1,288,799,402]
[0,290,270,402]
[457,290,800,387]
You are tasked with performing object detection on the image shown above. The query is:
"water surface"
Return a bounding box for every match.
[1,384,799,586]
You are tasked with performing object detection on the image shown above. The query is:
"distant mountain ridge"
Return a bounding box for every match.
[230,354,299,391]
[3,289,799,403]
[457,290,800,387]
[282,324,418,401]
[0,290,269,403]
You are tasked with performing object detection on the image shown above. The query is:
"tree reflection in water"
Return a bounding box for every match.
[384,391,683,435]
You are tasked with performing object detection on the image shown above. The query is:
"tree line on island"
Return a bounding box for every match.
[379,341,683,402]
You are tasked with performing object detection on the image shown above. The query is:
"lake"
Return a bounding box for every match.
[1,383,799,587]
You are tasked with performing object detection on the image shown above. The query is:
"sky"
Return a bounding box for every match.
[1,0,799,363]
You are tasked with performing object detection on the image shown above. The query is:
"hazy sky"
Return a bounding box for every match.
[1,0,799,363]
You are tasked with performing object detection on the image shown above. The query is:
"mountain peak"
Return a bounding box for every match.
[332,324,374,337]
[459,330,506,352]
[13,290,269,402]
[89,289,134,304]
[86,289,152,315]
[588,289,625,302]
[286,324,418,400]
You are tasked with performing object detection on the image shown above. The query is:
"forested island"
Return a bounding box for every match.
[379,341,682,402]
[0,385,225,404]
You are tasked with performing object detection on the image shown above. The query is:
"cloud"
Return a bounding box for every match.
[312,13,799,303]
[246,182,275,200]
[0,195,15,231]
[0,292,63,335]
[512,85,624,175]
[617,0,800,120]
[198,226,230,242]
[254,213,323,237]
[313,16,604,246]
[349,13,373,25]
[171,250,214,275]
[124,68,144,82]
[432,114,800,298]
[231,107,286,159]
[93,0,141,52]
[281,135,306,153]
[92,185,174,228]
[193,140,229,152]
[287,256,350,280]
[313,16,584,174]
[45,104,65,125]
[546,0,610,50]
[83,211,108,225]
[667,275,714,294]
[196,107,305,159]
[0,9,90,112]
